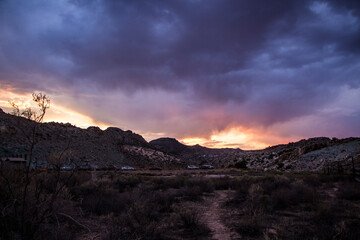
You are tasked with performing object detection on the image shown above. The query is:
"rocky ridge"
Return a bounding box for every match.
[1,108,360,171]
[150,137,360,171]
[0,109,181,168]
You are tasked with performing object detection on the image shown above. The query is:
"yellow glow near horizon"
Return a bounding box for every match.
[0,89,110,130]
[181,127,272,150]
[45,103,111,129]
[0,88,290,150]
[180,138,208,146]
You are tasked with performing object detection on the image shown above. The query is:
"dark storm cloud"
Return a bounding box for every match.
[0,0,360,132]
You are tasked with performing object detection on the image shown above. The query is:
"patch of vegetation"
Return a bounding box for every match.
[234,160,248,169]
[1,170,360,239]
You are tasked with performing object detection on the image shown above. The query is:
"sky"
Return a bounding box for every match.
[0,0,359,150]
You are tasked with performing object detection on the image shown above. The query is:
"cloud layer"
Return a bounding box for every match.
[1,0,359,149]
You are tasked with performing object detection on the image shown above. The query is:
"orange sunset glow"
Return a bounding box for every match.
[0,89,110,130]
[0,89,275,150]
[1,1,360,239]
[0,0,359,150]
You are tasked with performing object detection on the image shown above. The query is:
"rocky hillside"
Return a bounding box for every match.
[0,108,181,168]
[150,138,243,167]
[150,137,360,171]
[1,107,359,171]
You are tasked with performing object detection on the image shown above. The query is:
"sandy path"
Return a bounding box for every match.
[199,190,241,240]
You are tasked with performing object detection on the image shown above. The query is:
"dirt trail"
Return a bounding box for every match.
[199,190,241,240]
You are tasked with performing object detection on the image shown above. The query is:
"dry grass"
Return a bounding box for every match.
[1,171,359,239]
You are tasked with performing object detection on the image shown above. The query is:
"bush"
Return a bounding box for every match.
[176,207,210,238]
[180,186,203,201]
[338,182,360,200]
[269,180,318,210]
[186,178,214,193]
[260,175,292,195]
[115,176,142,193]
[212,177,233,190]
[302,174,321,187]
[236,217,262,237]
[106,213,161,240]
[179,209,198,229]
[75,183,128,215]
[234,160,248,169]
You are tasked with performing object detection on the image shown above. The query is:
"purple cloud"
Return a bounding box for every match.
[0,0,359,145]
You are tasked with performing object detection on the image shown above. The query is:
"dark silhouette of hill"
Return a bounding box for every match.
[0,108,180,168]
[1,107,359,171]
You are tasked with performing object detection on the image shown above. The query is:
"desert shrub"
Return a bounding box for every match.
[105,188,169,240]
[163,176,186,189]
[115,176,143,193]
[243,184,266,216]
[312,202,360,240]
[39,173,59,193]
[260,175,292,195]
[174,207,210,238]
[73,171,92,185]
[103,178,212,239]
[234,160,248,169]
[301,174,321,187]
[277,162,284,169]
[35,171,81,194]
[318,174,349,183]
[106,213,161,240]
[149,189,180,213]
[338,182,360,200]
[39,222,75,240]
[269,188,292,210]
[232,176,318,212]
[0,169,76,239]
[211,177,233,190]
[186,178,214,193]
[60,172,78,187]
[269,180,318,210]
[236,217,262,237]
[76,183,128,215]
[337,220,360,240]
[179,209,198,229]
[146,176,187,191]
[229,177,260,205]
[180,185,203,201]
[234,177,253,194]
[301,143,328,154]
[313,202,337,239]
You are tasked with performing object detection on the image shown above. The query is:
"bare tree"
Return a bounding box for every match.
[0,92,80,239]
[8,92,50,121]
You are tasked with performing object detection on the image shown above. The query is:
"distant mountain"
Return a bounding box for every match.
[150,138,188,154]
[1,107,360,171]
[150,136,360,171]
[150,137,243,167]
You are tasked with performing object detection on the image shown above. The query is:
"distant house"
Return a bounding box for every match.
[1,154,47,169]
[1,157,27,169]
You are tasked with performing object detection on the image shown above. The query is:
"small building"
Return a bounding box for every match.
[1,157,27,169]
[1,154,47,169]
